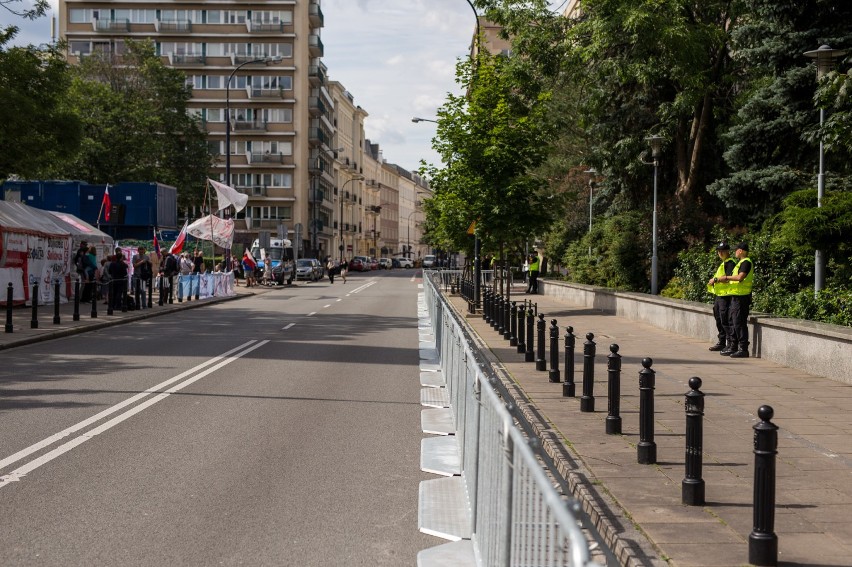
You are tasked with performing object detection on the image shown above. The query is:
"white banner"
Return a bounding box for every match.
[186,215,235,249]
[209,179,248,213]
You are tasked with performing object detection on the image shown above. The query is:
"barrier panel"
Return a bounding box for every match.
[421,271,593,567]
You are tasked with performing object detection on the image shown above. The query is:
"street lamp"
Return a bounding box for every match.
[411,117,438,123]
[338,175,364,260]
[225,55,283,186]
[584,168,597,257]
[646,135,664,295]
[803,44,847,295]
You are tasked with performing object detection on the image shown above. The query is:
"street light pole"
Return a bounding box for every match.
[338,175,364,260]
[803,44,847,295]
[646,136,664,295]
[584,168,597,257]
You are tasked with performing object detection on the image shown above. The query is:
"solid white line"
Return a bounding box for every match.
[348,281,376,295]
[0,340,270,489]
[281,323,295,330]
[0,340,259,473]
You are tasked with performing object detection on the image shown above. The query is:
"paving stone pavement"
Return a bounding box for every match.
[446,289,852,567]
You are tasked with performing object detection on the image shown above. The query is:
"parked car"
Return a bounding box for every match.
[379,258,393,269]
[347,257,365,272]
[295,258,323,281]
[271,259,294,285]
[369,258,379,270]
[351,256,370,272]
[422,255,436,268]
[397,257,414,269]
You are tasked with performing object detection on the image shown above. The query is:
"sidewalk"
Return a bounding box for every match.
[0,283,271,352]
[447,291,852,567]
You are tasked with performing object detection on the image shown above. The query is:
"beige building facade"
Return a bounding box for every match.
[57,0,429,260]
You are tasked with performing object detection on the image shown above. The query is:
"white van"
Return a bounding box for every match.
[250,238,294,284]
[422,255,436,268]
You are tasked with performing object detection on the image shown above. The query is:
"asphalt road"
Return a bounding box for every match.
[0,270,436,566]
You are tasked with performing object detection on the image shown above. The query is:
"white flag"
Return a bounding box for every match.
[208,178,248,213]
[186,215,235,248]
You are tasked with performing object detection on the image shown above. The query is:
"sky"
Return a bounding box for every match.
[7,0,566,172]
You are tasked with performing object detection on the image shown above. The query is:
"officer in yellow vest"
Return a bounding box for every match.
[527,254,540,294]
[718,242,754,358]
[705,242,736,352]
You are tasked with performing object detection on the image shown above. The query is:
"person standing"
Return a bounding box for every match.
[705,242,735,352]
[326,257,337,284]
[527,254,541,294]
[193,249,204,274]
[340,258,348,284]
[131,246,151,309]
[719,242,754,358]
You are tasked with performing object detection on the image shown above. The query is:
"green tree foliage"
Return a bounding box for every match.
[708,0,852,224]
[422,49,556,259]
[59,40,213,210]
[0,35,82,180]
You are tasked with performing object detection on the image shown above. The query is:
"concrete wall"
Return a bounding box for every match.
[540,279,852,385]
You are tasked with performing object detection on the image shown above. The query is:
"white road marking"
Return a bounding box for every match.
[323,304,331,308]
[346,281,376,296]
[336,299,342,302]
[307,311,317,316]
[281,323,295,330]
[0,340,269,488]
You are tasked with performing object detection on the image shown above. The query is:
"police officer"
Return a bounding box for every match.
[706,242,735,352]
[527,254,540,294]
[718,242,753,358]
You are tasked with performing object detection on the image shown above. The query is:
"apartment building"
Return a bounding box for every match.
[58,0,331,254]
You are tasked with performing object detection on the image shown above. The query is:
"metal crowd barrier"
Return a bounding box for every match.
[423,271,593,567]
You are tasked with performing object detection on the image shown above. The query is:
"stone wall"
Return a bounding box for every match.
[540,279,852,385]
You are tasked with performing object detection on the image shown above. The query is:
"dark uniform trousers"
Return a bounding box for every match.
[729,294,752,350]
[713,295,732,343]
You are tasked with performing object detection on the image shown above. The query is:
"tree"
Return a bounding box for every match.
[60,40,213,209]
[708,0,852,224]
[0,36,82,180]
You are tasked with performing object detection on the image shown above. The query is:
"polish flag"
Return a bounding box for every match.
[169,221,189,254]
[153,228,161,256]
[102,186,111,222]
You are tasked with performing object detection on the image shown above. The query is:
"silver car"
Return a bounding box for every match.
[295,258,322,281]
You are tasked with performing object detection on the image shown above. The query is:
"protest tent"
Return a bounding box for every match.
[0,201,73,305]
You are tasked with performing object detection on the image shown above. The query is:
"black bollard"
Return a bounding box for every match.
[492,295,500,330]
[525,308,535,363]
[121,278,128,312]
[497,296,505,335]
[536,314,547,371]
[637,358,657,464]
[53,279,61,325]
[195,274,200,300]
[749,405,778,567]
[168,275,174,304]
[135,276,142,308]
[483,289,490,323]
[147,275,153,308]
[73,277,80,321]
[548,319,560,382]
[509,302,518,346]
[563,326,576,397]
[516,304,526,354]
[606,344,622,434]
[90,279,98,318]
[30,280,39,329]
[158,274,164,306]
[580,333,597,411]
[5,282,13,333]
[503,298,512,341]
[682,377,705,506]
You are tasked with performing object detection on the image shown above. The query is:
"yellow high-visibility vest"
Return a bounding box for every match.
[729,257,754,295]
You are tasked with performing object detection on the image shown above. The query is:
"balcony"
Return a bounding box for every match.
[308,35,324,57]
[248,152,284,164]
[309,2,324,28]
[156,19,191,32]
[248,86,285,99]
[232,120,268,133]
[308,96,327,117]
[248,21,283,33]
[308,127,328,146]
[169,53,205,66]
[94,19,130,32]
[308,65,325,86]
[309,188,325,203]
[230,53,269,65]
[236,185,267,196]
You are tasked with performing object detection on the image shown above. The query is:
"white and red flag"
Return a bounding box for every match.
[169,221,189,254]
[101,185,112,222]
[242,249,257,270]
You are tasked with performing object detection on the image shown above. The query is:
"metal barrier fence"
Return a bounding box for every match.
[423,272,593,567]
